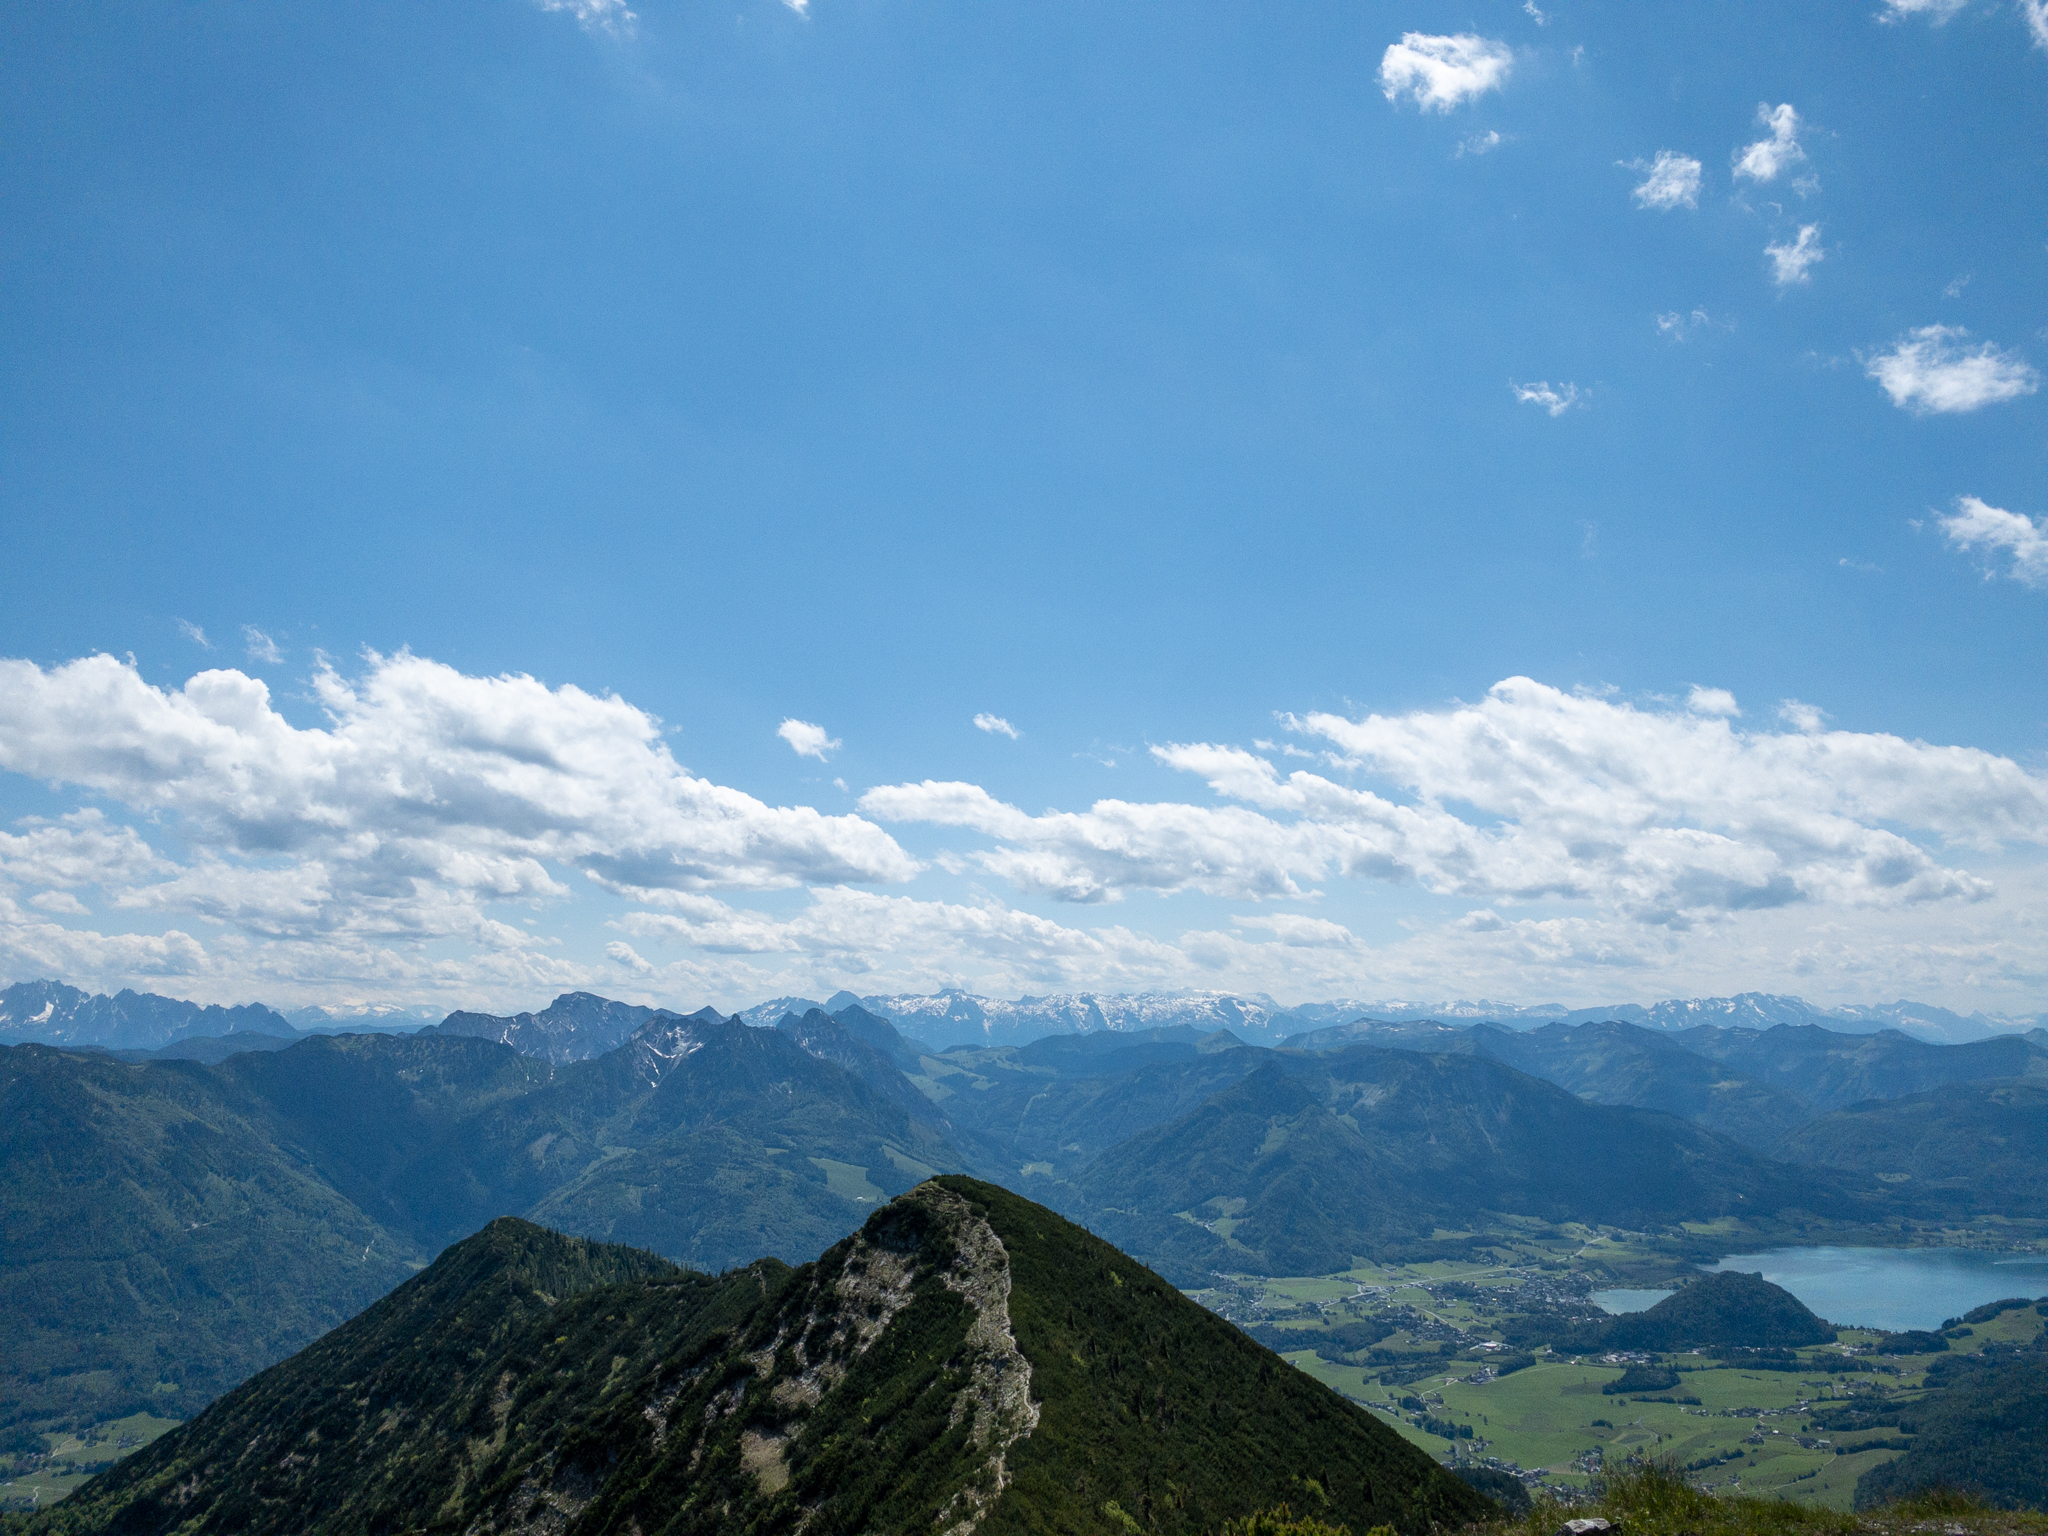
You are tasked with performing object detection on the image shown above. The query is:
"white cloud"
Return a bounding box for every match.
[1512,381,1584,416]
[0,652,915,958]
[11,656,2048,1016]
[973,713,1021,740]
[535,0,637,34]
[777,718,841,761]
[1939,495,2048,588]
[1944,273,1972,298]
[1456,130,1508,158]
[1766,225,1825,286]
[1685,686,1741,717]
[859,779,1332,903]
[175,620,212,650]
[1656,309,1715,340]
[1733,103,1806,184]
[0,810,168,893]
[606,939,654,974]
[613,885,1191,995]
[1878,0,1968,20]
[1864,325,2041,414]
[242,626,283,664]
[866,679,2046,933]
[1523,0,1548,24]
[1231,913,1360,949]
[1628,151,1703,210]
[2026,0,2048,49]
[1378,33,1514,113]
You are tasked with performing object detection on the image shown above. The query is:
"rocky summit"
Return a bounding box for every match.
[32,1177,1489,1536]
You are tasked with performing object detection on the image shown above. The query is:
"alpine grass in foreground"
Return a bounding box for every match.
[1477,1463,2048,1536]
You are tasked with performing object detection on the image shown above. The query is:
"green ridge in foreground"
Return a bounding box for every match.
[25,1177,1488,1536]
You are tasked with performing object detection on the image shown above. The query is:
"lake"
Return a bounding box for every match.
[1707,1247,2048,1332]
[1590,1248,2048,1330]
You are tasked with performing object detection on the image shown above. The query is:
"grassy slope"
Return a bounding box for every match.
[1478,1462,2047,1536]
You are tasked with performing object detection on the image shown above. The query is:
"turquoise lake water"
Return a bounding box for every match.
[1703,1247,2048,1332]
[1591,1249,2048,1330]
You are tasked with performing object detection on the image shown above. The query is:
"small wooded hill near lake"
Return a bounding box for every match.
[5,983,2046,1461]
[28,1179,1491,1536]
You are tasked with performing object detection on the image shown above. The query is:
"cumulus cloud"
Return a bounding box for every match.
[777,718,841,761]
[242,626,283,664]
[1766,225,1825,286]
[1733,104,1806,183]
[0,653,916,956]
[1939,495,2048,588]
[605,939,654,974]
[1865,326,2041,414]
[1628,151,1703,210]
[866,679,2046,931]
[973,713,1020,739]
[1512,381,1584,416]
[0,810,167,892]
[1685,686,1740,717]
[1523,1,1548,23]
[2027,0,2048,49]
[1456,130,1508,158]
[859,779,1332,903]
[1378,33,1514,113]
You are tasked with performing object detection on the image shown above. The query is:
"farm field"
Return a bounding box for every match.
[1191,1235,2048,1512]
[0,1413,181,1513]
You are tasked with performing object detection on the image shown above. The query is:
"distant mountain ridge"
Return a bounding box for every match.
[9,976,2040,1055]
[750,986,2043,1048]
[430,990,702,1063]
[736,988,1307,1047]
[0,980,294,1051]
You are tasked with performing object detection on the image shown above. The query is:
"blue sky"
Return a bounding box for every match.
[2,0,2046,1015]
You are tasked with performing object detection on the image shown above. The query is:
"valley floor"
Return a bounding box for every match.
[1185,1220,2048,1512]
[0,1416,179,1514]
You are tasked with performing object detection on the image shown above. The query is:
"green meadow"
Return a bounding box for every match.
[0,1414,180,1513]
[1189,1236,2048,1513]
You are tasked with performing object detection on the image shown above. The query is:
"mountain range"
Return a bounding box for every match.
[731,988,2045,1048]
[0,981,294,1052]
[0,1007,956,1445]
[1285,1016,2048,1151]
[6,975,2048,1457]
[7,977,2044,1057]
